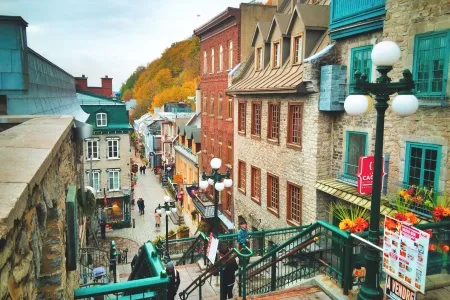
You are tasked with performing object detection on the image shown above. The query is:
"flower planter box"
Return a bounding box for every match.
[168,233,177,240]
[177,229,190,239]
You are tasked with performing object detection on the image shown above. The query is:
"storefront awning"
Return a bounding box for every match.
[315,178,428,224]
[191,193,234,230]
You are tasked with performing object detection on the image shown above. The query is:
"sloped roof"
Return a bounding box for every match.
[251,21,271,46]
[192,129,201,143]
[267,13,291,40]
[287,4,329,32]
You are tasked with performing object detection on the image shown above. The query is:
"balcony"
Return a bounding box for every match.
[174,144,198,163]
[330,0,385,40]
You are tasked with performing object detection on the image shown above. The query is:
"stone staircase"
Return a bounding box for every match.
[169,207,185,225]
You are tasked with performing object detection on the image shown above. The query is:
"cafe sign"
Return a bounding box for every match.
[385,274,417,300]
[356,156,386,194]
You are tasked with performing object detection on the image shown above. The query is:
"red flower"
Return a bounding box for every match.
[442,245,450,252]
[407,188,414,195]
[429,244,436,251]
[394,213,407,221]
[425,229,433,238]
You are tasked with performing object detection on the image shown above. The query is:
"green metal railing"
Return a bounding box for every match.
[79,247,111,286]
[74,242,168,299]
[176,232,208,266]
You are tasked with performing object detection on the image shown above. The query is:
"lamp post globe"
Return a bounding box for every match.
[164,195,170,202]
[207,178,214,185]
[391,94,419,117]
[224,178,233,188]
[344,94,369,116]
[199,180,209,190]
[210,158,222,169]
[371,41,401,66]
[215,182,225,192]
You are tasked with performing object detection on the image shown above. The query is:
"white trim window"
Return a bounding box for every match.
[87,171,101,192]
[219,45,223,72]
[108,170,120,191]
[228,41,233,70]
[107,140,119,159]
[96,113,107,127]
[203,51,207,74]
[86,140,99,159]
[211,48,215,73]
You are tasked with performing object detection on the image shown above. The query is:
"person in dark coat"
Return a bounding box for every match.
[100,219,106,240]
[142,165,146,174]
[166,261,180,300]
[218,245,239,299]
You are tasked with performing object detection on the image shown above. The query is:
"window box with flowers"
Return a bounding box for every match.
[394,186,435,218]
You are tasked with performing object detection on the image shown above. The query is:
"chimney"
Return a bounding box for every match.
[195,84,201,114]
[101,75,113,97]
[75,75,88,90]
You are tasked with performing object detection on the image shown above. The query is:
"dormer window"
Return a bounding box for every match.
[272,41,280,68]
[96,113,107,127]
[293,34,303,64]
[255,47,263,71]
[211,48,215,73]
[203,51,207,74]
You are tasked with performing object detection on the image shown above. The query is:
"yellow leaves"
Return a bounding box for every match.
[151,79,197,112]
[121,89,133,101]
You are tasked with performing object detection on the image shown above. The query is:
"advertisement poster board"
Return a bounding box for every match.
[356,156,386,194]
[385,273,417,300]
[383,216,430,293]
[206,233,219,263]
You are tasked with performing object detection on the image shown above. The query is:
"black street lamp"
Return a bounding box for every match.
[198,158,233,237]
[156,195,177,263]
[344,41,419,300]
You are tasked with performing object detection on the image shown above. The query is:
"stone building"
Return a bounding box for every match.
[78,92,132,228]
[313,0,450,225]
[228,1,330,230]
[194,3,277,226]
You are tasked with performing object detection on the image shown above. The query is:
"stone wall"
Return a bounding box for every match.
[0,116,81,299]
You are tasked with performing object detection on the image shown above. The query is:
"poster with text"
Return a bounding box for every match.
[206,234,219,264]
[383,216,430,293]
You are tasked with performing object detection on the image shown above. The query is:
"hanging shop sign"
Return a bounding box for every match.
[382,216,430,294]
[173,174,183,184]
[385,273,416,300]
[356,155,386,194]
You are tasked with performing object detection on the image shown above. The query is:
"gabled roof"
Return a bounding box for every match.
[267,13,291,40]
[251,21,272,46]
[286,4,329,33]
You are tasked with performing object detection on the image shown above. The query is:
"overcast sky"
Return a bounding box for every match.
[1,0,245,91]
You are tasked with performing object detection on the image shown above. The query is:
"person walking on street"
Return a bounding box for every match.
[100,219,106,240]
[137,198,142,215]
[237,221,249,250]
[154,209,161,228]
[218,245,239,299]
[140,198,145,215]
[142,165,146,175]
[166,261,180,300]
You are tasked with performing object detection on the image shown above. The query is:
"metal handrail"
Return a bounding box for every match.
[176,232,208,266]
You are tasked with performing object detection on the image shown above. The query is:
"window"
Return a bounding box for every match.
[211,138,214,156]
[203,51,207,74]
[108,170,120,191]
[251,166,261,203]
[350,46,373,83]
[344,131,368,179]
[211,48,215,73]
[96,113,107,127]
[251,102,261,137]
[86,140,99,159]
[225,191,232,213]
[404,143,441,190]
[267,173,279,215]
[218,137,222,159]
[227,141,233,165]
[272,41,280,68]
[268,103,280,141]
[228,41,233,70]
[238,102,246,133]
[202,93,207,113]
[287,182,302,225]
[87,171,101,192]
[287,103,303,149]
[210,94,215,116]
[293,34,303,64]
[218,93,223,117]
[107,140,119,159]
[227,98,233,119]
[413,30,449,96]
[238,160,246,193]
[256,47,263,70]
[219,45,223,71]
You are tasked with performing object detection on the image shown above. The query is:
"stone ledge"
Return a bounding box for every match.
[0,115,74,239]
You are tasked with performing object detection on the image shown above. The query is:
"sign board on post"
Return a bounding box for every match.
[385,273,417,300]
[382,216,430,294]
[356,156,386,194]
[206,233,219,263]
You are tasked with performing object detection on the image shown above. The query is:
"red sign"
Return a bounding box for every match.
[356,156,386,194]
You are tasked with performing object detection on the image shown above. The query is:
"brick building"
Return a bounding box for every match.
[75,74,113,97]
[228,1,330,230]
[194,3,276,228]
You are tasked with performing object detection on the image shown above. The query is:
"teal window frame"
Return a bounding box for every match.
[404,142,442,191]
[413,30,450,97]
[350,45,373,84]
[344,131,368,180]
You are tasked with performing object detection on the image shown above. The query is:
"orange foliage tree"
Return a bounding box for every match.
[151,80,197,112]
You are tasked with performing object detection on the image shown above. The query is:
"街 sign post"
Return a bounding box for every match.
[356,155,386,194]
[385,274,416,300]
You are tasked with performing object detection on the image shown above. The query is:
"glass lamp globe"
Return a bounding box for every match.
[160,208,166,214]
[344,94,369,116]
[164,195,170,202]
[210,158,222,169]
[199,180,209,190]
[224,178,233,188]
[156,208,162,214]
[391,94,419,117]
[371,41,401,66]
[208,178,214,185]
[171,207,178,213]
[166,210,172,215]
[365,96,374,113]
[215,182,225,192]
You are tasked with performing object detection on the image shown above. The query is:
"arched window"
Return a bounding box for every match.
[219,45,223,71]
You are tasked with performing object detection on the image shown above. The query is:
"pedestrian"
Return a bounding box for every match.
[237,221,249,250]
[100,219,106,240]
[137,198,143,215]
[166,261,180,300]
[142,165,146,175]
[154,209,161,228]
[139,165,143,175]
[131,248,141,270]
[218,245,239,299]
[141,198,145,214]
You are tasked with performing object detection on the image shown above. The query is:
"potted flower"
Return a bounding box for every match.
[177,225,190,238]
[425,229,449,275]
[191,209,199,221]
[331,202,370,234]
[168,229,177,240]
[390,194,419,225]
[396,185,434,216]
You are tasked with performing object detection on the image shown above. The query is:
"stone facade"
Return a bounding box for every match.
[0,116,81,299]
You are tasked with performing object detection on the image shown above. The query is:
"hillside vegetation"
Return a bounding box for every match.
[120,36,200,120]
